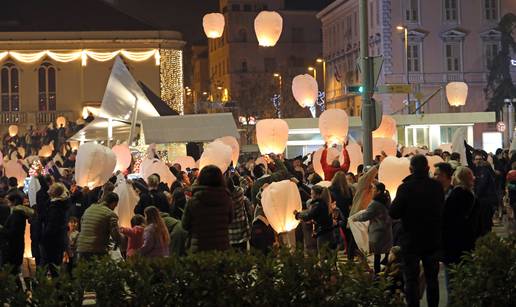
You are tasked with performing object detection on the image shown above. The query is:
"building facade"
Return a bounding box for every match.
[205,0,325,119]
[0,0,185,131]
[318,0,516,147]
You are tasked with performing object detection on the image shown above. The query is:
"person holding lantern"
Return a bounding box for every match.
[320,143,350,181]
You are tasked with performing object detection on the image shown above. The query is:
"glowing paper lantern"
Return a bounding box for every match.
[17,147,25,159]
[427,155,444,175]
[254,11,283,47]
[373,115,397,139]
[256,119,289,155]
[439,143,452,153]
[446,82,468,107]
[141,159,176,187]
[319,109,349,145]
[378,156,410,198]
[114,180,140,228]
[261,180,302,233]
[69,141,80,151]
[4,160,27,187]
[75,143,116,189]
[292,74,318,108]
[402,146,428,157]
[56,116,67,128]
[172,156,196,170]
[451,127,467,165]
[8,125,18,137]
[112,144,132,172]
[312,147,342,178]
[373,137,397,157]
[203,13,225,39]
[347,143,363,174]
[0,151,3,166]
[198,141,233,172]
[216,136,240,166]
[38,145,53,158]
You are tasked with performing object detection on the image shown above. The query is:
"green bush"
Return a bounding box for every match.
[449,233,516,307]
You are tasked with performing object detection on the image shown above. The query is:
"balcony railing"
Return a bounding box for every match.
[0,111,76,126]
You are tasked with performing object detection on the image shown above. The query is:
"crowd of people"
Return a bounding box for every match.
[0,134,514,307]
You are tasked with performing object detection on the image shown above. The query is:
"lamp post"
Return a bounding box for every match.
[316,58,326,95]
[505,98,515,145]
[273,73,282,118]
[397,25,410,113]
[308,66,317,80]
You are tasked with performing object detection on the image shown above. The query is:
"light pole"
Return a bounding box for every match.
[505,98,516,145]
[273,73,282,118]
[316,58,326,94]
[308,66,317,80]
[397,25,411,113]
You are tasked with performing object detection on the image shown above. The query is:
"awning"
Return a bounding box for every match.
[68,118,133,142]
[142,113,239,144]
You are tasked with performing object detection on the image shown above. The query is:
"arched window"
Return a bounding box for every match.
[1,63,20,112]
[38,62,56,111]
[238,28,248,42]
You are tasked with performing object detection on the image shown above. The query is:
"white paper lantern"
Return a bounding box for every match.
[256,119,289,155]
[114,180,140,228]
[402,146,428,157]
[141,159,176,187]
[0,151,3,166]
[446,82,468,107]
[75,143,117,189]
[171,156,196,170]
[373,137,397,157]
[312,147,342,178]
[378,156,410,199]
[451,127,467,165]
[38,145,53,158]
[56,116,67,128]
[199,141,233,172]
[254,11,283,47]
[8,125,18,137]
[203,13,225,39]
[261,180,302,233]
[112,144,132,172]
[292,74,318,108]
[319,109,349,145]
[347,143,363,174]
[427,155,444,175]
[216,136,240,167]
[373,115,397,139]
[439,143,453,153]
[5,160,27,187]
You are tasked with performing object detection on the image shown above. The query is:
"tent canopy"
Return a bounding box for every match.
[142,113,239,144]
[68,118,133,142]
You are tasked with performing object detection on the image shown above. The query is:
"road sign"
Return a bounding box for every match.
[357,56,384,87]
[376,84,412,94]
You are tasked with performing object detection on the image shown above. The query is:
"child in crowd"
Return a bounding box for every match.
[65,216,79,274]
[120,215,145,257]
[381,246,403,296]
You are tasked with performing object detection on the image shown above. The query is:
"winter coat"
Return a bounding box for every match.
[120,226,144,257]
[390,173,445,254]
[329,186,353,220]
[160,212,188,257]
[182,185,233,253]
[77,202,121,254]
[297,198,334,237]
[251,159,288,205]
[139,224,169,258]
[41,198,70,259]
[134,189,170,215]
[355,200,393,254]
[320,147,350,181]
[4,205,34,267]
[228,186,251,245]
[442,186,479,264]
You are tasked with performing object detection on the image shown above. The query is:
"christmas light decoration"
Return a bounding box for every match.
[160,48,184,114]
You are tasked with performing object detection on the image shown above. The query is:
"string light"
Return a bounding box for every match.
[0,49,161,65]
[159,48,184,114]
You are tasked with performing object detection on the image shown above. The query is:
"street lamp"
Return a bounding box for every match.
[273,73,282,118]
[307,66,316,80]
[316,58,326,95]
[397,25,410,113]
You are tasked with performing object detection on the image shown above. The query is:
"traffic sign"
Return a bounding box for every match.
[357,56,384,87]
[376,84,412,94]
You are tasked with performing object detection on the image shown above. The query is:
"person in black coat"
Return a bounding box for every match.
[390,155,444,307]
[4,193,34,274]
[40,183,70,277]
[134,175,170,215]
[0,198,11,266]
[31,174,52,266]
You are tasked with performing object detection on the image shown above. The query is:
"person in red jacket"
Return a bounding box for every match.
[320,143,350,181]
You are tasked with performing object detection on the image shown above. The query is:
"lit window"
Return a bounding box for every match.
[444,0,458,22]
[38,62,57,111]
[445,43,461,72]
[1,63,20,112]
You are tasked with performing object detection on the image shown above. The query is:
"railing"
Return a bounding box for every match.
[0,112,27,125]
[0,111,76,126]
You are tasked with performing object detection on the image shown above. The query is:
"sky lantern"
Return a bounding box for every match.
[427,155,444,175]
[446,82,468,107]
[373,115,397,139]
[319,109,349,145]
[216,136,240,167]
[38,145,53,158]
[198,140,233,172]
[114,180,140,228]
[256,119,289,155]
[171,156,196,170]
[56,116,67,128]
[5,160,27,187]
[112,144,132,172]
[292,74,318,108]
[254,11,283,47]
[261,180,302,233]
[372,137,397,157]
[378,156,410,198]
[347,143,363,174]
[75,143,116,189]
[8,125,18,137]
[312,147,342,178]
[203,13,225,39]
[141,159,176,187]
[439,143,452,153]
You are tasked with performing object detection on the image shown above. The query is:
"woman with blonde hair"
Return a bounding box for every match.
[140,206,170,257]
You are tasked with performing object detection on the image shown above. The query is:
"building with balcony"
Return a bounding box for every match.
[0,0,185,132]
[317,0,516,147]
